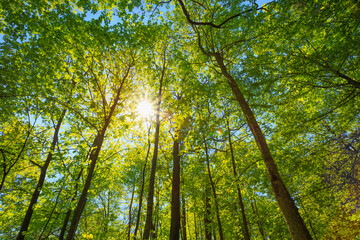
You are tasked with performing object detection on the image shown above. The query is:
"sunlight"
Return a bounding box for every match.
[137,100,154,118]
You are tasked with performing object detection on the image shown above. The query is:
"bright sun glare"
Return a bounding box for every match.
[137,100,153,118]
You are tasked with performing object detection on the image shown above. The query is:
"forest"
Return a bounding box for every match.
[0,0,359,239]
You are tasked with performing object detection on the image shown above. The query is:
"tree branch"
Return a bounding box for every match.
[177,0,268,29]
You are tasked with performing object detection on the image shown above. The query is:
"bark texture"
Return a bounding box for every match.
[215,54,312,240]
[204,189,212,240]
[170,137,181,240]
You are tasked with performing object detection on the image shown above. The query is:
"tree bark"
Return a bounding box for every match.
[226,120,251,240]
[65,66,131,240]
[0,126,32,193]
[143,50,166,240]
[170,136,181,240]
[38,177,67,239]
[59,168,83,240]
[17,109,67,240]
[194,212,198,240]
[175,1,312,238]
[251,198,266,240]
[204,189,212,240]
[133,130,151,239]
[204,140,224,240]
[181,193,187,240]
[128,183,136,240]
[215,54,312,240]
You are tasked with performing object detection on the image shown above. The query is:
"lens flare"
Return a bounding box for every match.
[137,100,153,118]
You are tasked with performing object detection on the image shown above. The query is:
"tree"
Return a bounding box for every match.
[174,0,312,238]
[1,0,359,239]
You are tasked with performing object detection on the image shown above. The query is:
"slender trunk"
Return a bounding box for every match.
[128,183,136,240]
[0,162,6,192]
[153,187,161,238]
[65,66,130,240]
[181,194,187,240]
[226,120,250,240]
[170,135,181,240]
[251,199,266,240]
[194,211,198,240]
[143,53,166,239]
[133,150,149,239]
[204,140,224,240]
[0,165,6,193]
[0,126,32,193]
[298,198,318,239]
[17,109,67,240]
[60,210,72,240]
[59,168,83,240]
[134,127,151,239]
[204,185,212,240]
[65,121,106,240]
[38,177,67,239]
[214,54,312,240]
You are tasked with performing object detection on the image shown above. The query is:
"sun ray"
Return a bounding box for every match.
[137,100,154,118]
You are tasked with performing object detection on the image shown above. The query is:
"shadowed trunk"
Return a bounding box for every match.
[194,212,198,240]
[170,135,181,240]
[143,49,166,240]
[65,65,131,240]
[214,53,312,240]
[17,109,67,240]
[59,168,83,240]
[38,177,67,239]
[204,184,212,240]
[204,140,224,240]
[175,2,312,238]
[0,125,32,193]
[226,119,251,240]
[128,183,136,240]
[133,128,151,239]
[251,198,266,240]
[181,193,187,240]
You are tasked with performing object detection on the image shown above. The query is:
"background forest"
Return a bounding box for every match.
[1,0,360,239]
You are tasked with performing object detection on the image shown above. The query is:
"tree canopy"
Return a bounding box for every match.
[1,0,359,239]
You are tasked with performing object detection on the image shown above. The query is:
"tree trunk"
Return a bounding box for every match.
[251,198,266,240]
[204,187,212,240]
[153,187,161,239]
[143,52,166,240]
[214,53,312,240]
[38,177,67,239]
[204,140,224,240]
[194,212,198,240]
[128,183,136,240]
[134,131,151,239]
[170,136,181,240]
[0,126,32,193]
[181,193,187,240]
[59,168,83,240]
[65,66,131,240]
[226,120,251,240]
[65,120,106,240]
[17,109,67,240]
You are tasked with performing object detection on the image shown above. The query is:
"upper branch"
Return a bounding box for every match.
[177,0,268,29]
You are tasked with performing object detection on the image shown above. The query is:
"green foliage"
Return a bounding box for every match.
[1,0,359,239]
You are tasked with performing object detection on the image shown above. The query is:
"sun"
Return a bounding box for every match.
[137,100,154,118]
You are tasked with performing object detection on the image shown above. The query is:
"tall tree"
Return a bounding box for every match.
[143,45,167,240]
[66,55,134,239]
[175,0,313,238]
